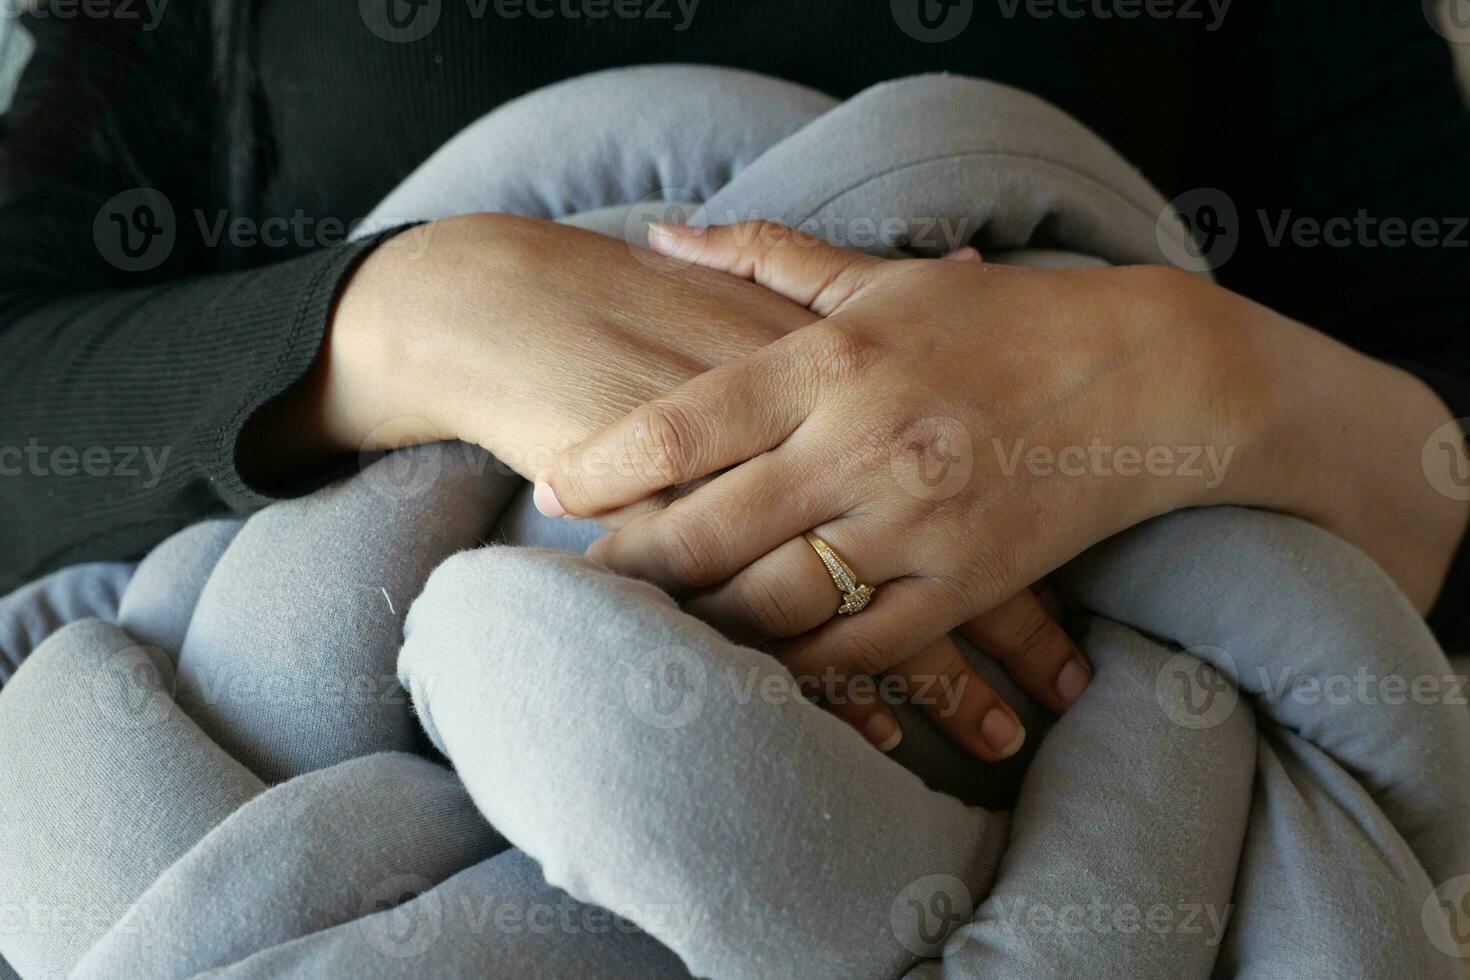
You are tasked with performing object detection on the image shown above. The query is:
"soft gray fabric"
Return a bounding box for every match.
[0,66,1466,980]
[356,66,836,241]
[0,620,265,979]
[908,618,1256,979]
[118,519,242,656]
[172,444,518,782]
[0,561,133,682]
[1056,508,1470,887]
[196,849,690,980]
[71,753,508,979]
[357,66,1198,273]
[400,546,1009,979]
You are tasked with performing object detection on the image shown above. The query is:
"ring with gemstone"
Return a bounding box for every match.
[802,531,876,615]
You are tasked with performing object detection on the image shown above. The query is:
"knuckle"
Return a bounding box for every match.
[628,400,701,487]
[958,541,1019,602]
[732,570,807,637]
[748,219,786,241]
[748,220,807,252]
[731,220,788,254]
[804,325,879,384]
[1005,603,1061,662]
[825,258,875,299]
[925,570,979,619]
[834,631,894,678]
[653,514,720,584]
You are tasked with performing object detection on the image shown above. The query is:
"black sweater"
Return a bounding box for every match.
[1,1,1468,646]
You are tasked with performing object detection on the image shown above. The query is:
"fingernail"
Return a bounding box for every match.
[648,223,703,253]
[864,713,903,753]
[981,708,1025,759]
[1056,660,1092,708]
[943,246,982,262]
[651,222,702,238]
[533,481,567,518]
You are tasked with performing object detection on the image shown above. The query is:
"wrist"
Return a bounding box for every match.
[321,222,465,452]
[235,231,432,489]
[1157,268,1282,513]
[1157,269,1469,610]
[1099,265,1277,521]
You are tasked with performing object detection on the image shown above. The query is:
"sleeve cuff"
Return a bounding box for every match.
[210,226,415,511]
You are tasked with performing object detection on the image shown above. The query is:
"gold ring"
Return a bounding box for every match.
[803,531,876,615]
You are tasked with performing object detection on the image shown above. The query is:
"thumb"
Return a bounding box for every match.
[648,220,880,316]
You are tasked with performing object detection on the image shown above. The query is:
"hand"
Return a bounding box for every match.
[242,213,818,501]
[537,221,1263,759]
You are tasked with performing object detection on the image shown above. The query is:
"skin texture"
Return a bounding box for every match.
[247,213,1469,761]
[536,221,1470,753]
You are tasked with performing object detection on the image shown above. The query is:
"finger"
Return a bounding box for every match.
[777,577,966,694]
[891,635,1027,762]
[942,246,983,262]
[590,474,714,532]
[585,439,858,593]
[682,515,902,641]
[537,345,814,518]
[958,590,1091,715]
[648,221,882,316]
[1034,578,1065,620]
[816,676,905,753]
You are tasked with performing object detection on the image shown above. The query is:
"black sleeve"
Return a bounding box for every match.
[1185,2,1470,653]
[0,10,380,594]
